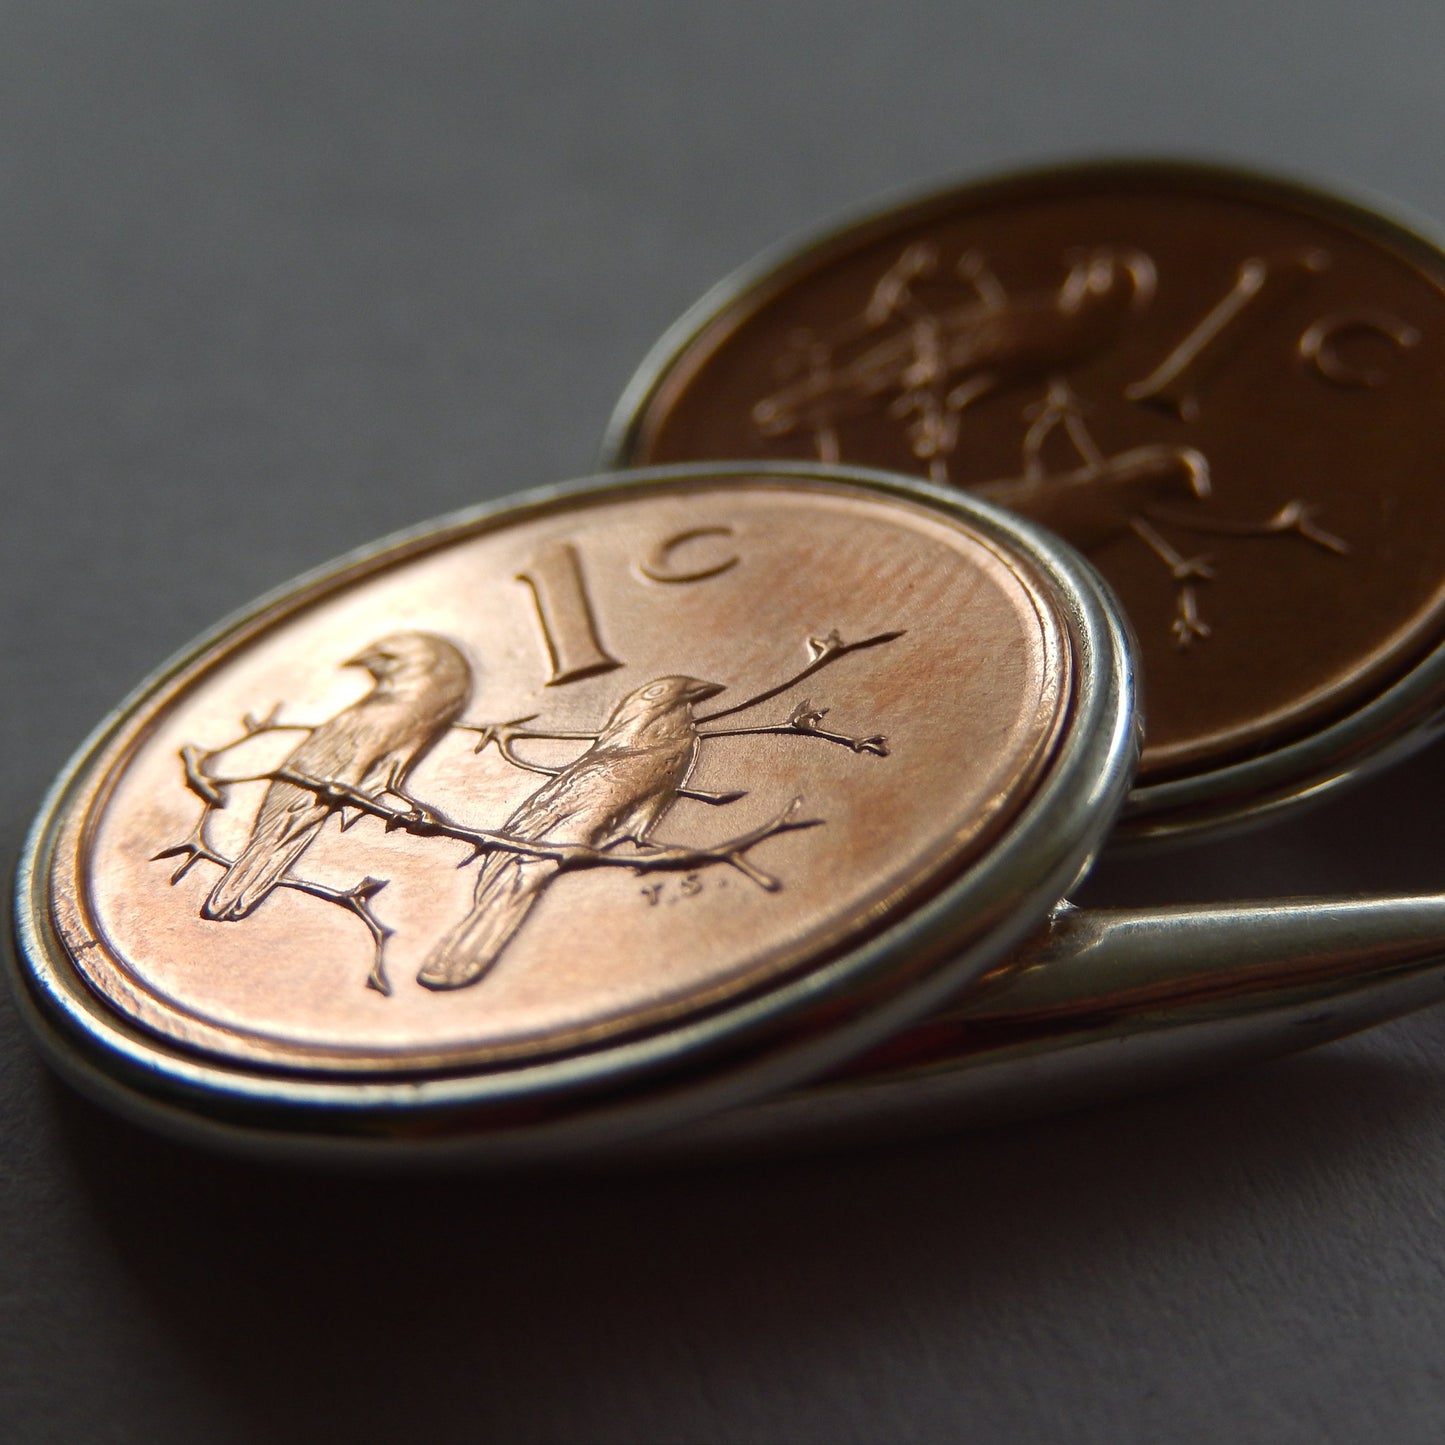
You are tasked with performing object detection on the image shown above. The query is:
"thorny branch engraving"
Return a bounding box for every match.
[155,628,902,995]
[752,242,1352,646]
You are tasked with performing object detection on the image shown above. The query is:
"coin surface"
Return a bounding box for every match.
[607,163,1445,789]
[22,469,1126,1135]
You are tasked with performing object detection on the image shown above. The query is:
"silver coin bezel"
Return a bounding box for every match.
[11,464,1135,1164]
[597,158,1445,840]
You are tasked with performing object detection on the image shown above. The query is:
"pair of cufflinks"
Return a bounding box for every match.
[15,162,1445,1166]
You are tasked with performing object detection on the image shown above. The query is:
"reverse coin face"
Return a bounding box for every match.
[15,467,1132,1154]
[607,163,1445,798]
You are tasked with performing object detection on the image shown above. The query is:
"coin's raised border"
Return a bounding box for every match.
[11,464,1136,1165]
[598,158,1445,842]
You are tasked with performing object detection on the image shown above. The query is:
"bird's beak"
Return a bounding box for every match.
[685,679,726,702]
[343,648,378,672]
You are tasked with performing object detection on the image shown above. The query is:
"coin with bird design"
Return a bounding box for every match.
[12,466,1133,1159]
[603,163,1445,835]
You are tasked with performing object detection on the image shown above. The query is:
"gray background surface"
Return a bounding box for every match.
[7,3,1445,1441]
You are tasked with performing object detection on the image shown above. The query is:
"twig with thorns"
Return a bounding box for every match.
[155,626,898,993]
[158,748,820,991]
[157,756,397,993]
[462,628,904,782]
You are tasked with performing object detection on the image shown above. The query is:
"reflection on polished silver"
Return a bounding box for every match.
[11,465,1132,1160]
[666,897,1445,1159]
[12,462,1445,1167]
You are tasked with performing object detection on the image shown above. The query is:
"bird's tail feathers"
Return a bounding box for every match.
[202,810,326,922]
[417,856,559,990]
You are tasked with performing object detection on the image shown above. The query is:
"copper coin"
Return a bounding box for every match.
[607,162,1445,790]
[18,467,1134,1155]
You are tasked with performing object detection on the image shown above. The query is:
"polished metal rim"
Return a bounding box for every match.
[596,158,1445,842]
[10,463,1136,1164]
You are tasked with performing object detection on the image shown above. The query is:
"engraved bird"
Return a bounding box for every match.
[203,632,472,922]
[418,673,724,991]
[754,246,1157,443]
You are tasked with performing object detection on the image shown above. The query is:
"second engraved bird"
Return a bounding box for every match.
[202,632,472,921]
[418,674,724,990]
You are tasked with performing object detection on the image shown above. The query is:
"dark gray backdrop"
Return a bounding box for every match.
[7,4,1445,1441]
